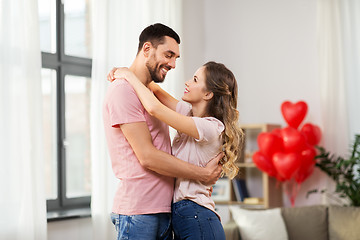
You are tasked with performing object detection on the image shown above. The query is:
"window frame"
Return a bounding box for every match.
[42,0,92,214]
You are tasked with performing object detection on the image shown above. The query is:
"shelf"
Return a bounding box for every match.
[215,200,267,209]
[237,162,256,168]
[214,123,283,209]
[240,123,281,131]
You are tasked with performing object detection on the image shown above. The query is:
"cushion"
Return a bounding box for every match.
[328,205,360,240]
[281,205,328,240]
[229,206,288,240]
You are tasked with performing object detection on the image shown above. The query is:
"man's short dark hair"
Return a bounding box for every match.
[137,23,180,53]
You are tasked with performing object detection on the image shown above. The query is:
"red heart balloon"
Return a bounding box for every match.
[281,127,306,153]
[300,145,316,167]
[276,174,287,182]
[273,152,302,180]
[300,123,322,146]
[252,151,277,177]
[295,145,316,183]
[271,128,282,138]
[257,132,283,157]
[273,171,287,182]
[281,101,308,129]
[295,163,315,184]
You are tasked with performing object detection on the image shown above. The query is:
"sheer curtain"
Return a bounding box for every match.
[90,1,183,239]
[318,0,360,155]
[341,1,360,140]
[318,0,349,157]
[318,0,360,202]
[0,0,47,239]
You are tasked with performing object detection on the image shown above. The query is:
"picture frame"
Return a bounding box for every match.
[212,178,231,202]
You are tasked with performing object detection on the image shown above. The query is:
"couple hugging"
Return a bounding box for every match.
[103,23,243,240]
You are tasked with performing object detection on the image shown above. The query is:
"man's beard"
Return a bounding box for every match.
[146,57,166,83]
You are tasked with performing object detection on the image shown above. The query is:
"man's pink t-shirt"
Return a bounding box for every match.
[172,101,224,214]
[103,79,174,215]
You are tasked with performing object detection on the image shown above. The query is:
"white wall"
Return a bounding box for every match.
[181,0,206,80]
[185,0,322,125]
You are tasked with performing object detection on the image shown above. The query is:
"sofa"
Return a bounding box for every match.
[223,205,360,240]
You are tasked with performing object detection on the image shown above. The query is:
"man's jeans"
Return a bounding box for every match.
[110,212,172,240]
[172,200,225,240]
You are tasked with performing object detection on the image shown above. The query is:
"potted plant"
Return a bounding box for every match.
[308,134,360,206]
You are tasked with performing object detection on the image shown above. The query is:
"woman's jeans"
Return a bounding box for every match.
[172,200,226,240]
[110,212,172,240]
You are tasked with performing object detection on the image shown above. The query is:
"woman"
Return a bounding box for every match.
[112,61,243,240]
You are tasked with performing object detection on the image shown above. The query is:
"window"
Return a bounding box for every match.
[39,0,92,213]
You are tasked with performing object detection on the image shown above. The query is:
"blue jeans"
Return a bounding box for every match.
[172,200,226,240]
[110,212,172,240]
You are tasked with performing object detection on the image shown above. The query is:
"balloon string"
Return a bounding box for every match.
[284,179,300,207]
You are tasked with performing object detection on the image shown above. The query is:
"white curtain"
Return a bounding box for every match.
[318,0,349,157]
[0,0,47,239]
[318,0,360,203]
[341,1,360,141]
[318,0,360,154]
[90,1,183,239]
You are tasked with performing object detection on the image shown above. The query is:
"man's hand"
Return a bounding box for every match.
[201,152,224,186]
[107,67,118,82]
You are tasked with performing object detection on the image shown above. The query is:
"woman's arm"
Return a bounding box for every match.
[148,82,178,111]
[109,67,178,111]
[114,67,200,140]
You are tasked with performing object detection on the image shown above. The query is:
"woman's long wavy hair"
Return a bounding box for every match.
[203,61,244,179]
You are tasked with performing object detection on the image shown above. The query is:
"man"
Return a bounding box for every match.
[103,23,222,240]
